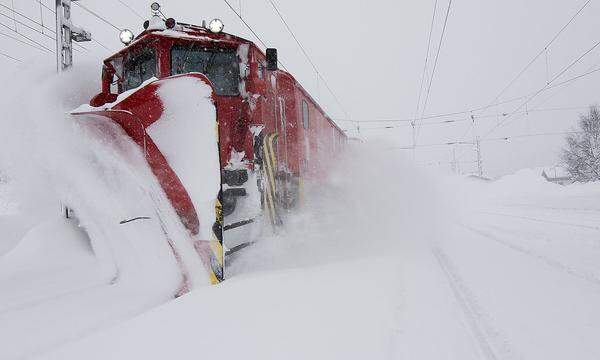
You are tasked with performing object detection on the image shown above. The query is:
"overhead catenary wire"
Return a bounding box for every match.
[338,62,600,144]
[482,0,593,113]
[413,0,439,128]
[336,95,529,123]
[345,106,594,131]
[393,130,586,149]
[0,28,49,53]
[0,48,21,62]
[221,0,284,66]
[72,2,122,32]
[265,0,350,119]
[115,0,145,20]
[0,5,88,52]
[335,59,600,126]
[35,0,54,14]
[483,38,600,138]
[34,0,112,52]
[415,0,453,143]
[9,0,16,30]
[0,21,53,53]
[0,4,54,34]
[38,0,43,34]
[452,0,595,146]
[451,62,600,146]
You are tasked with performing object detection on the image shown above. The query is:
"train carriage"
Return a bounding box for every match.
[74,5,347,286]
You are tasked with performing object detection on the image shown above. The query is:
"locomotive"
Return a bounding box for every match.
[73,3,347,286]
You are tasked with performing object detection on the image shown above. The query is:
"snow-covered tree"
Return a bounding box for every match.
[561,106,600,182]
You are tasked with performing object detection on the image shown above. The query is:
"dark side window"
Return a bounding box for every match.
[171,45,240,96]
[123,47,157,91]
[302,100,310,129]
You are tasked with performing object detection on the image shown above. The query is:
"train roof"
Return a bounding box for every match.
[106,19,253,61]
[108,17,345,135]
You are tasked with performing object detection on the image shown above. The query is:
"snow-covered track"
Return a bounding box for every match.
[432,246,501,360]
[460,223,600,287]
[477,211,600,231]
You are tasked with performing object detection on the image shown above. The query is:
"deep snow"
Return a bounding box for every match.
[33,153,600,360]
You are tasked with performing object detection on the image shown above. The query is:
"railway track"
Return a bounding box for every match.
[432,246,503,360]
[477,211,600,231]
[460,223,600,288]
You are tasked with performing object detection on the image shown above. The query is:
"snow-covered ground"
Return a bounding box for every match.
[31,164,600,360]
[1,66,599,359]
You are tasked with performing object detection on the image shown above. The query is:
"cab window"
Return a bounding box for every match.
[171,45,240,96]
[123,47,157,91]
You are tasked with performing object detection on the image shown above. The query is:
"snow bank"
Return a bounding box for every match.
[39,256,399,360]
[492,168,561,194]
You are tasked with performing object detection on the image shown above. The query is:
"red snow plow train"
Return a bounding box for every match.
[73,3,347,286]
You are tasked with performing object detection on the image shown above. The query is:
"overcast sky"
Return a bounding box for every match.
[1,0,599,177]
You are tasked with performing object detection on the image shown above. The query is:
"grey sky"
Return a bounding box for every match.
[1,0,599,177]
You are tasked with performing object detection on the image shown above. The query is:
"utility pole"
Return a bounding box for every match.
[56,0,91,220]
[55,0,91,72]
[451,146,459,174]
[411,121,416,160]
[470,113,484,177]
[475,136,483,177]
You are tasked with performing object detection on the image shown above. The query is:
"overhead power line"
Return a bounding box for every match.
[484,38,600,138]
[338,63,600,128]
[346,106,592,131]
[414,0,439,126]
[34,0,111,52]
[222,2,273,55]
[0,3,52,32]
[482,0,593,114]
[116,0,145,20]
[72,2,122,31]
[0,28,49,53]
[415,0,453,142]
[221,0,289,74]
[0,49,21,62]
[393,130,585,149]
[0,20,53,53]
[336,95,527,123]
[0,6,87,52]
[266,0,350,119]
[35,0,54,14]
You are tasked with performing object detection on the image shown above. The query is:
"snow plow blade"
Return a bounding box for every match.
[72,74,225,285]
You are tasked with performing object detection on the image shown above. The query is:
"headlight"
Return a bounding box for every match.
[209,19,224,33]
[119,29,134,45]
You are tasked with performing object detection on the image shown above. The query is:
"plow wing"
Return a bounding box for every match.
[72,73,225,284]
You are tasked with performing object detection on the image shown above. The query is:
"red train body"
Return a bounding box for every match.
[77,16,346,284]
[91,22,346,180]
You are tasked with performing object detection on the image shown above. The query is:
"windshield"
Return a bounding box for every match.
[123,47,157,91]
[171,45,239,96]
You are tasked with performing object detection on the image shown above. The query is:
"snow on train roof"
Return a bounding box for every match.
[137,22,252,46]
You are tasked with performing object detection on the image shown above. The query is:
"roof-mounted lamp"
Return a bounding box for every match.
[119,29,134,45]
[209,19,224,33]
